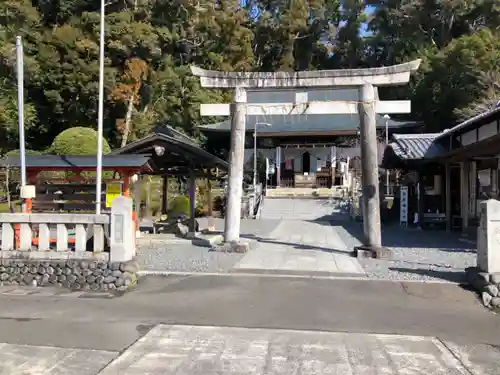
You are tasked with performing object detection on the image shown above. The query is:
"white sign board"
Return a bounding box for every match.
[400,186,409,226]
[478,169,491,187]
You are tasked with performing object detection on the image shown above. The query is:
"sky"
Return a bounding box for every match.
[240,1,378,37]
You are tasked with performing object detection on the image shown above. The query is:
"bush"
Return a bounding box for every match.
[50,127,111,155]
[168,195,190,216]
[5,149,43,156]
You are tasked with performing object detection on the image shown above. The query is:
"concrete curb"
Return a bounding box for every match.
[136,270,462,284]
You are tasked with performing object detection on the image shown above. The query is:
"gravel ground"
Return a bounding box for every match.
[332,221,477,283]
[136,218,282,273]
[137,242,245,272]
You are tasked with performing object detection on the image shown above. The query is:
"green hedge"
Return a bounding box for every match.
[50,127,111,155]
[168,195,190,216]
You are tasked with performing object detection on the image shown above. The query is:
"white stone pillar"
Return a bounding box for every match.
[477,199,500,273]
[110,196,135,262]
[224,87,246,243]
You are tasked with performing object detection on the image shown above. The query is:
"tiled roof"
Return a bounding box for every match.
[199,116,419,134]
[112,125,229,170]
[435,105,500,141]
[388,134,444,160]
[1,155,152,169]
[199,87,421,134]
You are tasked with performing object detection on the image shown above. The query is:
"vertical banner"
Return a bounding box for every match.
[400,186,408,226]
[470,161,477,217]
[276,146,281,186]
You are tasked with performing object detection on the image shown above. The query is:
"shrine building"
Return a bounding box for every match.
[200,87,420,188]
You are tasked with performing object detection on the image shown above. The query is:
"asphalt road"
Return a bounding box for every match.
[0,275,499,351]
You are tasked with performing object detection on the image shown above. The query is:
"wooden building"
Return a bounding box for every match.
[382,105,500,232]
[201,88,421,188]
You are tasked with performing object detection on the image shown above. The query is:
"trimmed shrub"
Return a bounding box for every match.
[5,149,43,156]
[168,195,190,216]
[50,127,111,155]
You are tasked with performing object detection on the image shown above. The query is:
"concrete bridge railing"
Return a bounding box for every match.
[0,213,108,254]
[0,197,139,292]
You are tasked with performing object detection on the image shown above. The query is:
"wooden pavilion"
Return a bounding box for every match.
[382,105,500,232]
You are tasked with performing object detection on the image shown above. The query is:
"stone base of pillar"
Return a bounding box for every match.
[211,240,256,253]
[352,245,391,259]
[207,216,215,232]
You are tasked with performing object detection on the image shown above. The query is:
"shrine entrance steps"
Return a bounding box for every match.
[265,187,347,199]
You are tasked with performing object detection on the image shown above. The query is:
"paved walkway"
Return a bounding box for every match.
[258,198,477,283]
[235,220,364,275]
[99,325,495,375]
[260,198,343,220]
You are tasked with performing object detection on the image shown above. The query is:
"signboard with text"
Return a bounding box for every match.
[400,186,408,226]
[105,182,123,208]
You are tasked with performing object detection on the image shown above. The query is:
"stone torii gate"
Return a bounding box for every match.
[191,61,421,256]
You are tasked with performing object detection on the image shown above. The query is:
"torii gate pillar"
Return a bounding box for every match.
[357,83,384,256]
[224,87,247,242]
[192,60,421,257]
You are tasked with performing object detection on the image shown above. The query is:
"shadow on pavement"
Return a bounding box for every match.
[242,234,352,256]
[311,216,476,251]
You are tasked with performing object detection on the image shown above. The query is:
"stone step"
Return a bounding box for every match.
[191,233,223,248]
[266,187,347,199]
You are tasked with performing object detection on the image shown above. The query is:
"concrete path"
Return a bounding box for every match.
[235,220,364,275]
[99,325,494,375]
[0,343,116,375]
[260,198,343,220]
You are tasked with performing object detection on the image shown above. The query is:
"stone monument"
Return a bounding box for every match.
[110,196,136,262]
[466,199,500,308]
[477,199,500,273]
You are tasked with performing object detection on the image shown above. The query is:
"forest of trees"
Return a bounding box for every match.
[0,0,499,154]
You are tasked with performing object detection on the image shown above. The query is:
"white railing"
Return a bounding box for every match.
[0,213,109,252]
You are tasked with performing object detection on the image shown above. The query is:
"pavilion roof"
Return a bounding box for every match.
[0,154,152,171]
[112,125,228,173]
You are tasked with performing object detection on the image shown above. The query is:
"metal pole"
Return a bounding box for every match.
[253,125,257,209]
[253,126,257,189]
[16,36,26,189]
[95,0,105,214]
[385,116,390,196]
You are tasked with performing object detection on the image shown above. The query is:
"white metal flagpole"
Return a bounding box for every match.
[16,36,27,213]
[95,0,105,214]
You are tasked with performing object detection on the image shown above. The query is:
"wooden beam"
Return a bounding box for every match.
[200,101,411,116]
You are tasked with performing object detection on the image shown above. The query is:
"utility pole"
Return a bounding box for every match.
[16,36,27,212]
[95,0,105,214]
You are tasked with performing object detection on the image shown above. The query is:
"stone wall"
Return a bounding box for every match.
[0,257,139,293]
[466,267,500,308]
